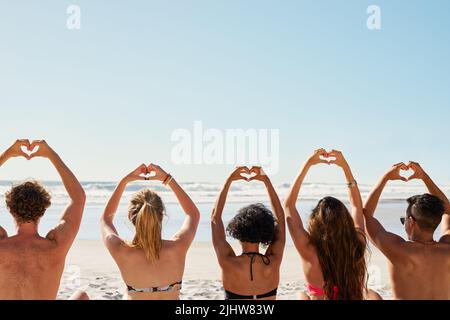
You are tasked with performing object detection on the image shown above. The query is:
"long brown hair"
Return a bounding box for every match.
[128,189,165,263]
[308,197,368,300]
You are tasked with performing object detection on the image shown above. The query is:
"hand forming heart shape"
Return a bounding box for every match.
[127,163,170,183]
[7,139,51,160]
[239,169,257,181]
[139,169,156,179]
[309,148,345,166]
[234,166,266,182]
[319,152,337,163]
[399,167,415,181]
[390,161,424,182]
[21,145,39,158]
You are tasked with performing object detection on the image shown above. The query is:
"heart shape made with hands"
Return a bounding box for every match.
[237,166,264,182]
[139,171,156,179]
[400,167,415,181]
[319,152,337,163]
[20,145,39,158]
[239,170,257,181]
[138,166,157,179]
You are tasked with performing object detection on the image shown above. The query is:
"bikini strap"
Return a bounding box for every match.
[243,252,271,281]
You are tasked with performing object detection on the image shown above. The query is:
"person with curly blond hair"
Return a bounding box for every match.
[0,139,88,300]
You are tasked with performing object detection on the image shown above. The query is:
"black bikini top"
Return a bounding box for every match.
[223,252,276,300]
[242,252,271,281]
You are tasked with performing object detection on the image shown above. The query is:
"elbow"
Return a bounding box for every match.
[362,208,369,217]
[211,213,220,225]
[283,205,293,218]
[283,198,293,211]
[100,212,112,225]
[193,207,201,219]
[285,215,294,226]
[192,208,201,224]
[73,188,86,206]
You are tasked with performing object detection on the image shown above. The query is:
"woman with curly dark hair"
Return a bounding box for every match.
[211,166,285,300]
[284,149,381,300]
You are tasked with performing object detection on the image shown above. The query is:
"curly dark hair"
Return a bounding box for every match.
[226,203,276,246]
[5,180,51,224]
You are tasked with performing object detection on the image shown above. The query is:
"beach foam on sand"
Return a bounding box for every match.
[57,240,392,300]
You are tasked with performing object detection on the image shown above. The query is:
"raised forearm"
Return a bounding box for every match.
[211,179,233,248]
[0,153,8,236]
[342,164,363,211]
[364,175,388,219]
[168,178,200,219]
[421,173,450,235]
[0,152,8,167]
[212,179,232,222]
[422,174,450,213]
[48,152,85,203]
[284,162,310,210]
[263,178,284,221]
[102,179,127,223]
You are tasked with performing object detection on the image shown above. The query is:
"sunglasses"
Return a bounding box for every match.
[400,214,416,225]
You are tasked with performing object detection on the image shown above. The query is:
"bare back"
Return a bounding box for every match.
[220,253,281,300]
[0,235,66,300]
[111,240,187,300]
[388,240,450,300]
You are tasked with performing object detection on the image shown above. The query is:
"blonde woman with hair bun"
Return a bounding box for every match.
[100,163,200,300]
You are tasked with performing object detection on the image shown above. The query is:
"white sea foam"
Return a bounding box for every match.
[0,180,447,206]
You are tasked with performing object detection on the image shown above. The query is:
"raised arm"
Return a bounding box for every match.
[211,167,248,263]
[100,164,147,251]
[408,162,450,242]
[248,167,285,260]
[148,164,200,249]
[0,139,32,239]
[328,150,365,232]
[363,163,407,257]
[27,140,86,250]
[284,149,329,256]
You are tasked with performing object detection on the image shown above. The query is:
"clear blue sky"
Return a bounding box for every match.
[0,1,449,185]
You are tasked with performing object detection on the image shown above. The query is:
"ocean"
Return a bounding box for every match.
[0,180,447,241]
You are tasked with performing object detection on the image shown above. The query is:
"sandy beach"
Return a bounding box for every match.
[57,241,392,300]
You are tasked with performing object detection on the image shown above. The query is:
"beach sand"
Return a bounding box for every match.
[57,241,392,300]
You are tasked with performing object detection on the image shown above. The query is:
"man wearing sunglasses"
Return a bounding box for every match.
[364,162,450,300]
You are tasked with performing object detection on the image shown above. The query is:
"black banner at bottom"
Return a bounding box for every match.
[0,300,446,319]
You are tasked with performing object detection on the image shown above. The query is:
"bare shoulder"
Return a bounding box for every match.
[394,241,450,262]
[218,254,242,270]
[439,235,450,245]
[437,240,450,255]
[167,238,191,254]
[0,236,62,260]
[297,237,319,262]
[0,228,7,240]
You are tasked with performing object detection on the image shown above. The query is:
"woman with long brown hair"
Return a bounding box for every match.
[284,149,381,300]
[100,163,200,300]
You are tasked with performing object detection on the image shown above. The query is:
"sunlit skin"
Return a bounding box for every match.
[364,162,450,300]
[0,140,87,300]
[100,163,200,300]
[211,166,286,300]
[284,149,381,300]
